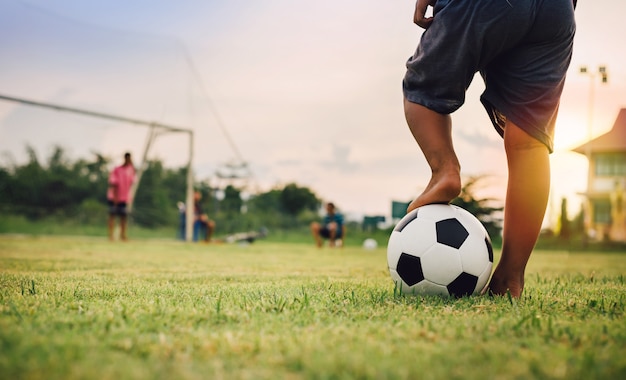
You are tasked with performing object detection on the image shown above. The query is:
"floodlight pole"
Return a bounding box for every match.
[579,65,608,166]
[579,65,608,242]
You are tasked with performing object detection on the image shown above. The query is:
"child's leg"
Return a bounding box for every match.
[206,220,215,242]
[310,222,323,247]
[120,215,128,241]
[486,121,550,298]
[404,99,462,212]
[108,214,116,241]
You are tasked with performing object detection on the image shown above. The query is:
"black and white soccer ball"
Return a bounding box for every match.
[387,204,493,297]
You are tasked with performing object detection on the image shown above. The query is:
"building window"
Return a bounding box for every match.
[593,199,611,224]
[595,153,626,176]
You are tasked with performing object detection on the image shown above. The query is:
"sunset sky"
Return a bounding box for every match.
[1,0,624,224]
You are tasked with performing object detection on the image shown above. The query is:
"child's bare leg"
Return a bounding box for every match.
[328,222,337,247]
[486,122,550,298]
[404,99,461,212]
[310,222,323,248]
[120,215,128,241]
[108,215,115,241]
[206,221,215,242]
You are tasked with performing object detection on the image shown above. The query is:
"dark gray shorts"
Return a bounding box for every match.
[320,226,343,239]
[108,201,128,216]
[403,0,576,152]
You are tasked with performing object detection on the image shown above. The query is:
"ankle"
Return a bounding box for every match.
[487,268,524,298]
[431,172,462,201]
[408,174,461,212]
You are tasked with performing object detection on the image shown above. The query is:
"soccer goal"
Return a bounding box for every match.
[0,93,197,241]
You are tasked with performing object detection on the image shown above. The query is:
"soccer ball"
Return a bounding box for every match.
[363,238,378,250]
[387,204,493,297]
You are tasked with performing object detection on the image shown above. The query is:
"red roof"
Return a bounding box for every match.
[572,108,626,154]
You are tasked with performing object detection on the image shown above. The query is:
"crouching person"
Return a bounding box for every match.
[311,202,345,248]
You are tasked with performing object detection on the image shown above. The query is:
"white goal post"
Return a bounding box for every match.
[0,93,196,242]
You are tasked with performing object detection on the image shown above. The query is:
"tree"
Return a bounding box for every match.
[246,189,283,229]
[132,160,176,227]
[244,184,320,230]
[0,146,113,219]
[279,183,320,216]
[221,185,243,214]
[248,189,281,213]
[162,166,189,207]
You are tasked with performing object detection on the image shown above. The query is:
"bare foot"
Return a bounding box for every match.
[482,271,524,298]
[407,172,461,212]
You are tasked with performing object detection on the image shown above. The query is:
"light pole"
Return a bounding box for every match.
[579,65,608,156]
[579,65,608,242]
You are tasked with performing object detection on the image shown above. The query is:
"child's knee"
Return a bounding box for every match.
[504,122,548,153]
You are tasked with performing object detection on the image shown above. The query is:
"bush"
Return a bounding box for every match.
[77,199,108,226]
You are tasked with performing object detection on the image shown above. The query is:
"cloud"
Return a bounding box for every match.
[320,144,360,174]
[455,129,502,151]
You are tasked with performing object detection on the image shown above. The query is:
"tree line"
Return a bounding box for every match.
[0,146,321,234]
[1,146,516,240]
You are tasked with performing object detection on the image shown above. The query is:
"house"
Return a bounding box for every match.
[572,108,626,242]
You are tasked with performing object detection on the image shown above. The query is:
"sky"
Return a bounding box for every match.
[0,0,625,225]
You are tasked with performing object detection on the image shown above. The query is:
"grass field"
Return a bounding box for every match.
[1,235,625,380]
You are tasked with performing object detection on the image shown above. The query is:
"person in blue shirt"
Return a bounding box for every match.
[311,202,345,248]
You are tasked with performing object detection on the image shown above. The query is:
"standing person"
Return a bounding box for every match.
[311,202,346,248]
[107,152,135,241]
[193,191,216,242]
[402,0,576,297]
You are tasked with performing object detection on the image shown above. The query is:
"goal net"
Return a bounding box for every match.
[0,2,236,240]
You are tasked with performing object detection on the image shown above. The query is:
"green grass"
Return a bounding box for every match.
[0,214,392,245]
[1,235,625,380]
[0,214,178,240]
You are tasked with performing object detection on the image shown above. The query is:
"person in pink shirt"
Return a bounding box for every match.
[107,152,135,241]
